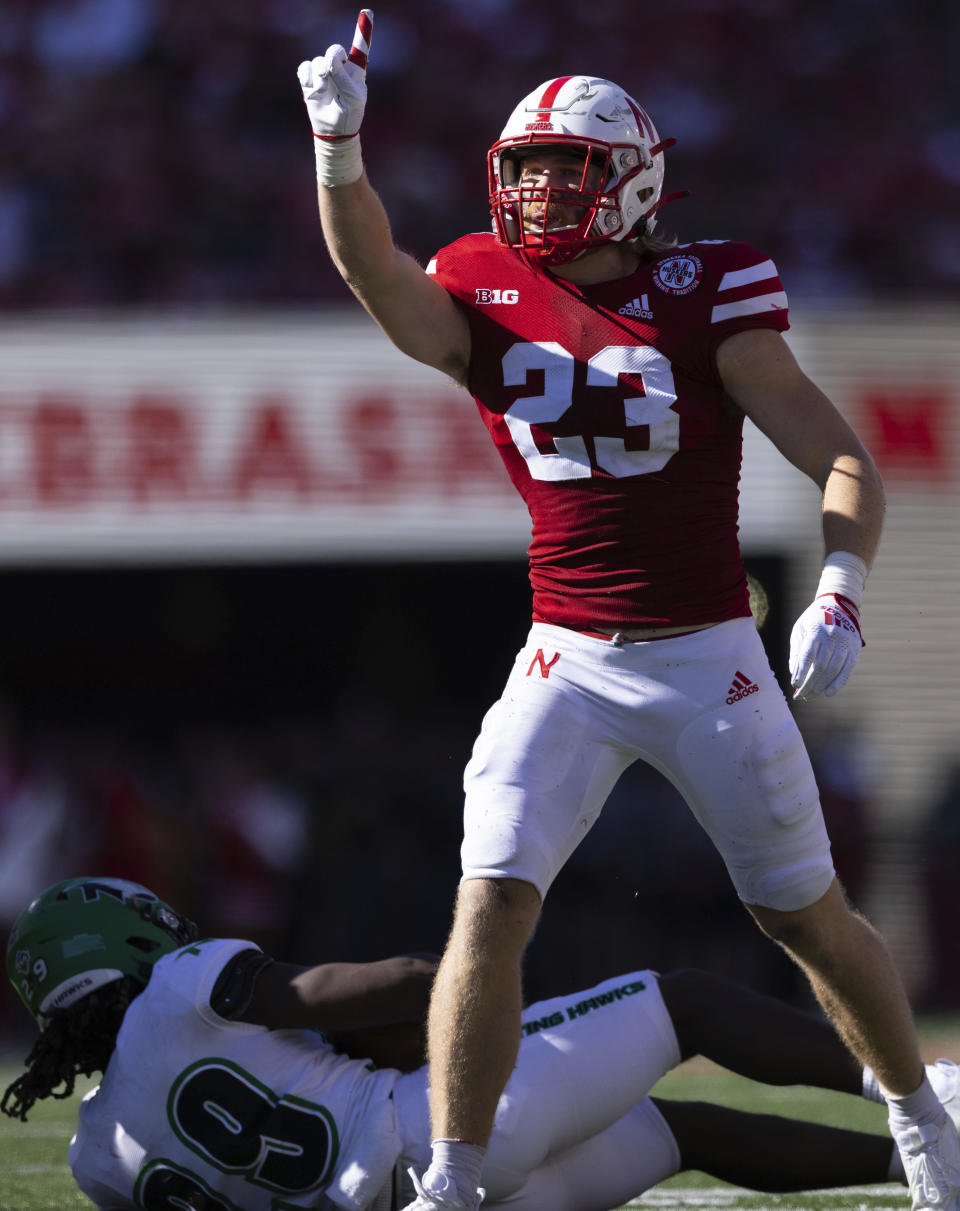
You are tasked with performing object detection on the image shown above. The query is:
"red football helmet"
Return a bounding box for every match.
[488,75,674,267]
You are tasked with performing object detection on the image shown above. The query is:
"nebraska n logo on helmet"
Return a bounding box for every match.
[488,75,682,267]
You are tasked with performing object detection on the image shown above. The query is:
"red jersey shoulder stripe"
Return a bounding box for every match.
[711,253,787,324]
[717,259,778,292]
[711,290,788,324]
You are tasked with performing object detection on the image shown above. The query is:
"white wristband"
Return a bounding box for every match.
[314,134,363,187]
[815,550,868,610]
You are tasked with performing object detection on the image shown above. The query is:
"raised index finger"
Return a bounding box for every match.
[347,9,374,69]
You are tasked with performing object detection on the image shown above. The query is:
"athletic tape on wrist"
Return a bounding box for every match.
[815,550,868,611]
[314,133,363,187]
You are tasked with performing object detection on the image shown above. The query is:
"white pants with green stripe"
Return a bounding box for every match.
[393,970,682,1209]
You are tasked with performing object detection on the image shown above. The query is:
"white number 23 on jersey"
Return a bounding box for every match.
[502,341,679,481]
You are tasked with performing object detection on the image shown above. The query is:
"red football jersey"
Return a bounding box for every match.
[427,235,789,630]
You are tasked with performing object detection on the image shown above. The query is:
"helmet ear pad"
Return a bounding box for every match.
[488,76,668,265]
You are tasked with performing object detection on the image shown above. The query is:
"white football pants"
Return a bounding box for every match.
[461,617,835,911]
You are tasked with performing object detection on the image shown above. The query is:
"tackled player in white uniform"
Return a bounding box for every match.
[8,876,960,1211]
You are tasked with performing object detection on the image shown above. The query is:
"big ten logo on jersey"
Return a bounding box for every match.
[476,288,519,305]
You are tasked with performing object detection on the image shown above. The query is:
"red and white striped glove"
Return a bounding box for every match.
[789,552,867,700]
[297,9,373,186]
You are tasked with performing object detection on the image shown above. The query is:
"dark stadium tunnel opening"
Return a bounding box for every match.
[0,555,788,737]
[0,559,535,735]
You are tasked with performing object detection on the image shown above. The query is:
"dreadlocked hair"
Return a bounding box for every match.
[1,975,143,1122]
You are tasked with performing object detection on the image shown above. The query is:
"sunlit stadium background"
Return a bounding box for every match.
[0,0,958,1069]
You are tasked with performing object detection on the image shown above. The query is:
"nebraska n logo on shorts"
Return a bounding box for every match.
[527,649,560,679]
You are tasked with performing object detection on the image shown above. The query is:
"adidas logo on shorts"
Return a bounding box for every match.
[726,670,759,704]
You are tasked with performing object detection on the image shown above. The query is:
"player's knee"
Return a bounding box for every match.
[651,1099,716,1172]
[456,875,541,915]
[657,969,713,1057]
[453,877,541,954]
[748,885,855,970]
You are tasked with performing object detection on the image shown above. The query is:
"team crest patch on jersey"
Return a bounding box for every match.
[651,254,704,296]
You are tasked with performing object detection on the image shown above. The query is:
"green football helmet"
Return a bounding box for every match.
[6,876,198,1026]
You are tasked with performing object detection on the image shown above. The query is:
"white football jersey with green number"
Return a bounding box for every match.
[68,938,401,1211]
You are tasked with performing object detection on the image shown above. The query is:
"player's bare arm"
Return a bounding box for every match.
[716,327,885,567]
[299,11,470,384]
[238,954,437,1031]
[318,175,470,383]
[326,1017,429,1072]
[717,326,885,697]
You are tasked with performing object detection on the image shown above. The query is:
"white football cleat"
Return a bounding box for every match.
[892,1110,960,1210]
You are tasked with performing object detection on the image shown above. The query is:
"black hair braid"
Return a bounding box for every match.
[1,976,142,1122]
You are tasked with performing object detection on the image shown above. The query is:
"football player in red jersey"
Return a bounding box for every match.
[297,14,959,1211]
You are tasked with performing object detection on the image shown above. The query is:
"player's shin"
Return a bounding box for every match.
[655,1100,903,1191]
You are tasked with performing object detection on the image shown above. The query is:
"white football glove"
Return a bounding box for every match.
[789,593,864,700]
[298,9,373,186]
[298,45,368,139]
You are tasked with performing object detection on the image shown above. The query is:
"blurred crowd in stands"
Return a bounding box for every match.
[0,0,957,310]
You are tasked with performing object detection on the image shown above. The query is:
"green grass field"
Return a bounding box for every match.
[3,1045,949,1211]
